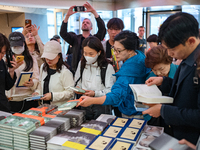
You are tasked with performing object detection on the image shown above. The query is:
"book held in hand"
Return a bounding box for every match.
[129,84,173,104]
[16,72,33,87]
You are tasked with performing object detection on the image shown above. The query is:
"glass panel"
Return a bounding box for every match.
[47,10,54,25]
[56,12,62,26]
[48,26,55,39]
[97,11,113,41]
[182,5,200,27]
[67,13,80,35]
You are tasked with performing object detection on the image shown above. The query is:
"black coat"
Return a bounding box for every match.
[0,60,16,112]
[60,16,106,73]
[160,44,200,144]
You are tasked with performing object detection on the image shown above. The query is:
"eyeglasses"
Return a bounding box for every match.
[111,46,126,54]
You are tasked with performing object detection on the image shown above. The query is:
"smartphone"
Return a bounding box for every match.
[6,50,13,68]
[74,6,85,12]
[69,86,86,94]
[16,56,24,62]
[25,19,32,27]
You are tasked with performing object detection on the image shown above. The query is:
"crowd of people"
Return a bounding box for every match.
[0,2,200,149]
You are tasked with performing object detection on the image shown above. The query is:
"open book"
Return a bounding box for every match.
[129,84,173,104]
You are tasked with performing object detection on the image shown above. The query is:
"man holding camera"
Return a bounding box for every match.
[60,2,106,74]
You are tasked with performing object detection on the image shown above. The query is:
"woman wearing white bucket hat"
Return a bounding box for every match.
[33,40,74,106]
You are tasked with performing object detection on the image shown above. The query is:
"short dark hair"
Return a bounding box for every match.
[158,12,199,48]
[145,45,173,69]
[107,18,124,30]
[147,34,158,43]
[0,33,10,53]
[114,30,139,51]
[81,36,108,69]
[138,26,145,30]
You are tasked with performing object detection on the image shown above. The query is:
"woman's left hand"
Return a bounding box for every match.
[40,93,52,101]
[23,78,34,87]
[85,90,95,97]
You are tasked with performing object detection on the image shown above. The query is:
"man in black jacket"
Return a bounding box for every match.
[143,12,200,145]
[60,2,106,74]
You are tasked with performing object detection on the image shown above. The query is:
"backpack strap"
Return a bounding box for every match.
[101,63,108,86]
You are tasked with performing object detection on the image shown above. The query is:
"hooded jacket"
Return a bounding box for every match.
[103,50,151,116]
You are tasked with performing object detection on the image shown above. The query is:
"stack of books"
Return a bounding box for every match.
[29,126,57,150]
[44,116,70,133]
[22,109,43,117]
[12,118,38,150]
[61,131,97,150]
[0,110,12,118]
[60,109,86,127]
[42,114,56,123]
[0,116,22,150]
[47,109,69,116]
[37,104,58,114]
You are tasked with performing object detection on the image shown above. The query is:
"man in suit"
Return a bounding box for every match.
[143,12,200,145]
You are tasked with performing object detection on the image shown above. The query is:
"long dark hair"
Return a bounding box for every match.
[43,53,69,72]
[12,42,34,72]
[0,33,10,53]
[81,36,109,72]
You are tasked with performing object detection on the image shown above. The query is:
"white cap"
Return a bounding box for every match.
[41,40,61,60]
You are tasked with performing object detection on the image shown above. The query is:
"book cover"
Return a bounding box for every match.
[117,127,141,143]
[127,118,147,130]
[96,114,116,125]
[149,133,194,150]
[58,101,79,111]
[143,125,164,137]
[109,140,134,150]
[136,133,157,149]
[79,127,101,135]
[102,126,123,138]
[129,84,173,104]
[81,120,107,131]
[111,117,129,127]
[86,135,115,150]
[16,72,33,87]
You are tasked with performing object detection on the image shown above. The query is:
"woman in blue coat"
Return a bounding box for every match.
[78,30,151,117]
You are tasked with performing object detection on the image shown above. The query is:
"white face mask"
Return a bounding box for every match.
[11,46,24,54]
[84,53,99,65]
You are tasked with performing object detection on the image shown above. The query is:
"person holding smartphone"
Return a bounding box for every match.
[60,2,106,75]
[0,33,22,112]
[6,32,39,113]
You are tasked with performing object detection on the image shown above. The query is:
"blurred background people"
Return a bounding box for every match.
[146,34,158,51]
[138,26,146,54]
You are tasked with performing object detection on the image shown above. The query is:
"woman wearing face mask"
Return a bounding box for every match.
[74,36,116,120]
[7,32,39,113]
[77,31,151,118]
[33,40,74,106]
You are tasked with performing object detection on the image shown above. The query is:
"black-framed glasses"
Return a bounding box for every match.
[111,46,126,54]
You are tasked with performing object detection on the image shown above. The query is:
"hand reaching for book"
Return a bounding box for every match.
[85,90,95,97]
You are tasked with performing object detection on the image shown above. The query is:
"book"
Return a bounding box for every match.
[127,118,147,130]
[129,84,173,104]
[81,120,108,131]
[136,133,157,149]
[149,133,194,150]
[96,114,116,125]
[16,72,33,87]
[111,117,129,127]
[69,86,86,94]
[116,127,141,143]
[143,125,164,137]
[85,135,115,150]
[109,140,134,150]
[58,99,82,111]
[102,126,123,138]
